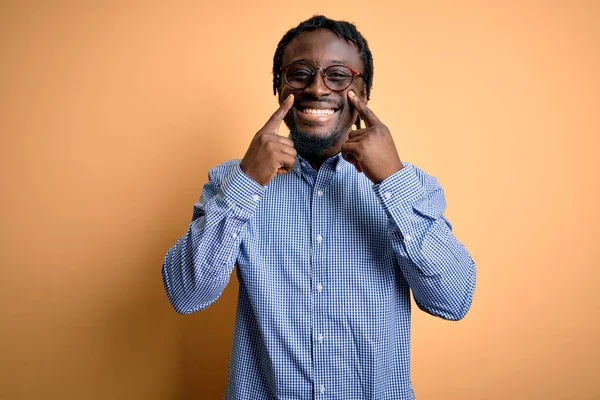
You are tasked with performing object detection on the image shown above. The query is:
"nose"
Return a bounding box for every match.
[303,70,331,98]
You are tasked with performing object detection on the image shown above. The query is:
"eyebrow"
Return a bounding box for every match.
[288,58,349,66]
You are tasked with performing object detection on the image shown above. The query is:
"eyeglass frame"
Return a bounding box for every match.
[279,62,364,92]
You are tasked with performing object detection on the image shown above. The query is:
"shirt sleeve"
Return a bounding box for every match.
[372,163,477,321]
[162,161,265,314]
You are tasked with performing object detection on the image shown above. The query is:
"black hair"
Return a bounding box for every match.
[272,15,374,130]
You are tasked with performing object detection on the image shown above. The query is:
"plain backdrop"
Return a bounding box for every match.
[1,1,599,399]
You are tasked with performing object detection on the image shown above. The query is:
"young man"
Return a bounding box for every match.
[163,15,476,400]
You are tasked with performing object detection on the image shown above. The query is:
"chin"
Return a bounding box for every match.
[287,122,347,158]
[297,126,337,139]
[284,106,355,156]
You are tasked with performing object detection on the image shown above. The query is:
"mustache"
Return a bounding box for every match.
[292,96,344,110]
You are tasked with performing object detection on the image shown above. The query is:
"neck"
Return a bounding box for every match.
[300,153,329,171]
[299,130,350,171]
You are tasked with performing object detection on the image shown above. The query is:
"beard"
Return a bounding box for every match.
[284,104,354,158]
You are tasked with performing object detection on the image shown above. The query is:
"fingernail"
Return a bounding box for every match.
[349,91,356,98]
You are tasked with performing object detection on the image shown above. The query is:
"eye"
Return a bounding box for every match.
[326,68,352,79]
[289,70,312,78]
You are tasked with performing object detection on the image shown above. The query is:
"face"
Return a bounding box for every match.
[278,29,367,158]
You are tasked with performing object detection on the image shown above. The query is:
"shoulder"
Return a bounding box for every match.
[400,161,439,188]
[208,159,242,182]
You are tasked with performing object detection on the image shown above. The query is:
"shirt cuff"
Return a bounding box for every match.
[373,163,426,213]
[220,163,266,214]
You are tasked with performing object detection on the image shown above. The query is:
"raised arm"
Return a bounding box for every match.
[342,90,476,320]
[162,95,296,314]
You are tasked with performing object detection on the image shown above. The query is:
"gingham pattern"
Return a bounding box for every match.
[162,154,477,400]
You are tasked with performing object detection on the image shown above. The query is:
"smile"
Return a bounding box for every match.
[300,108,336,116]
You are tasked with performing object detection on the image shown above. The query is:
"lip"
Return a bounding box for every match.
[295,102,339,111]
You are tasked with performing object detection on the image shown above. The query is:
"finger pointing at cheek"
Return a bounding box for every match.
[343,91,403,183]
[348,91,381,128]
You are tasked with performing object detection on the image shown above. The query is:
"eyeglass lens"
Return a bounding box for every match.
[285,64,355,91]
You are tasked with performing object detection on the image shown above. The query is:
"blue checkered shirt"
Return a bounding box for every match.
[162,154,476,399]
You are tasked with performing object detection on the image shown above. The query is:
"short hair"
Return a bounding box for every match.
[272,15,374,100]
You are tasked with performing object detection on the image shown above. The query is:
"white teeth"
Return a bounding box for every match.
[302,108,335,116]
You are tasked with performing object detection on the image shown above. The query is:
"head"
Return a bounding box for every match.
[272,16,374,159]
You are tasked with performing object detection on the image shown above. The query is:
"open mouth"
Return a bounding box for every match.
[300,108,336,117]
[295,106,339,123]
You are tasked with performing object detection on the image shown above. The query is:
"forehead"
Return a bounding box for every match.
[282,29,363,68]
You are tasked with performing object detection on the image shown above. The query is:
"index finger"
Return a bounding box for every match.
[348,91,380,127]
[262,94,294,134]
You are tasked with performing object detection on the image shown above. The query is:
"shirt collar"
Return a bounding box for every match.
[293,153,350,177]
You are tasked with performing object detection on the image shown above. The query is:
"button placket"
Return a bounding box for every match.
[311,163,336,398]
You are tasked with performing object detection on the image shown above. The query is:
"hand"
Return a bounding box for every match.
[240,95,297,186]
[341,91,403,183]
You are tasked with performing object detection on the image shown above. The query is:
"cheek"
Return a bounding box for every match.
[348,79,367,101]
[277,83,286,102]
[278,82,297,100]
[279,88,299,107]
[341,93,359,119]
[338,101,358,128]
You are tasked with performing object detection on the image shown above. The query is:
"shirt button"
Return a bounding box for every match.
[317,334,323,343]
[317,190,324,197]
[405,234,412,241]
[336,165,341,172]
[320,384,326,393]
[251,194,260,201]
[316,234,323,243]
[384,192,392,200]
[316,283,323,292]
[232,232,237,238]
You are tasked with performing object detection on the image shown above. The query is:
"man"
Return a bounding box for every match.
[163,15,476,399]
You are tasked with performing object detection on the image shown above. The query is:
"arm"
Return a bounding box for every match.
[162,162,265,314]
[341,91,475,320]
[373,164,476,320]
[162,95,296,314]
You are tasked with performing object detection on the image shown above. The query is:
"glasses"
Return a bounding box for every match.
[280,62,364,92]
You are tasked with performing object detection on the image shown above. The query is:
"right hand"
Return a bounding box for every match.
[240,94,297,186]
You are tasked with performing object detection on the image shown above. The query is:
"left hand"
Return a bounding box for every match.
[341,91,403,183]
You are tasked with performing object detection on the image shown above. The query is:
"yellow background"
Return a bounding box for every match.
[1,1,599,399]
